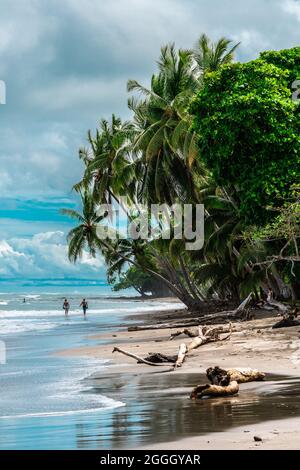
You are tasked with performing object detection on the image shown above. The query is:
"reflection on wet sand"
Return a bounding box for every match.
[75,372,300,449]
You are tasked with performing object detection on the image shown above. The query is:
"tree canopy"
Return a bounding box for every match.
[190,47,300,223]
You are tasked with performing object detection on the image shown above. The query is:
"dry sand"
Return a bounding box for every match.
[57,308,300,449]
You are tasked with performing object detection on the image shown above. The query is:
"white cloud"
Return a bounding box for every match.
[29,77,127,111]
[2,0,300,283]
[2,0,300,199]
[0,231,104,279]
[282,0,300,21]
[0,240,36,276]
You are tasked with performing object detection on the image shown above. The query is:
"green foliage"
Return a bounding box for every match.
[193,34,240,75]
[190,48,300,223]
[112,265,169,297]
[65,37,300,303]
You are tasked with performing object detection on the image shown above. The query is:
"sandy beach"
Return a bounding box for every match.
[57,306,300,450]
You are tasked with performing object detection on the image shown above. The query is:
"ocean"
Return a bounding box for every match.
[0,284,183,449]
[2,284,299,450]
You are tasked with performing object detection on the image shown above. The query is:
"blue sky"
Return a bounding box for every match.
[1,0,300,282]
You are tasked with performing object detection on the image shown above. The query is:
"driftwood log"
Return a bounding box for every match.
[190,365,265,399]
[206,366,231,386]
[128,320,201,332]
[113,324,232,370]
[272,309,300,329]
[174,343,187,368]
[128,296,253,334]
[112,347,172,366]
[267,299,290,313]
[227,367,265,383]
[170,324,232,340]
[206,366,265,384]
[190,381,239,399]
[142,352,177,363]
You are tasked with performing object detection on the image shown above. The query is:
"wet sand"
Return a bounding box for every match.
[57,308,300,449]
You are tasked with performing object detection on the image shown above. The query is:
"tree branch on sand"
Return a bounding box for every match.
[112,324,232,370]
[190,365,265,399]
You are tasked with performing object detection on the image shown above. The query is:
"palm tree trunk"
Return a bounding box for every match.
[178,255,204,301]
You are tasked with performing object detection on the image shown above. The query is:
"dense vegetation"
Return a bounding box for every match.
[191,50,300,222]
[64,37,300,310]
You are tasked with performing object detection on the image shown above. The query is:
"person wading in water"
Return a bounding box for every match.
[63,298,70,317]
[80,298,88,317]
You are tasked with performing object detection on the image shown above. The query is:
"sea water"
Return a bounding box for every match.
[2,285,300,450]
[0,284,182,449]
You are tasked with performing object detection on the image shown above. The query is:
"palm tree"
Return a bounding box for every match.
[62,191,205,309]
[76,115,136,207]
[64,35,270,307]
[61,190,108,262]
[127,44,201,204]
[193,34,240,75]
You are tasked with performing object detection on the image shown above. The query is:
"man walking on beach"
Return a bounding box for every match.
[80,298,88,317]
[63,298,70,317]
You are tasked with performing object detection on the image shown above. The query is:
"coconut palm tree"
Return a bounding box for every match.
[62,191,206,310]
[75,115,136,207]
[193,34,240,75]
[61,190,108,262]
[127,44,201,204]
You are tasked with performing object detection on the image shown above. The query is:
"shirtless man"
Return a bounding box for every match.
[80,298,88,317]
[63,298,70,316]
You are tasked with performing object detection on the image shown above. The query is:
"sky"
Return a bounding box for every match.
[1,0,300,283]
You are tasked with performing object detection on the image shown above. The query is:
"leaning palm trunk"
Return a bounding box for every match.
[101,238,204,311]
[105,194,205,310]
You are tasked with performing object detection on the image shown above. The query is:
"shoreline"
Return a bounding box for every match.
[57,305,300,449]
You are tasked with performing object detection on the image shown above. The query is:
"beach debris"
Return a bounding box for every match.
[128,320,201,332]
[234,292,253,315]
[170,324,232,350]
[142,352,177,363]
[266,299,290,313]
[190,381,239,399]
[112,346,173,367]
[206,366,231,386]
[253,436,263,442]
[226,367,265,383]
[187,324,232,352]
[272,309,300,329]
[206,366,265,384]
[169,324,233,340]
[174,343,188,368]
[113,324,232,371]
[190,365,265,400]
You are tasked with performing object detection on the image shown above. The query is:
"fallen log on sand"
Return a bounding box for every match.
[128,297,253,334]
[190,381,239,399]
[170,324,232,340]
[174,343,187,368]
[187,325,232,352]
[112,347,173,366]
[113,325,232,370]
[190,365,265,399]
[206,365,265,384]
[227,367,265,383]
[128,320,202,332]
[172,325,232,367]
[272,309,300,329]
[142,352,177,363]
[272,317,300,328]
[267,299,290,313]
